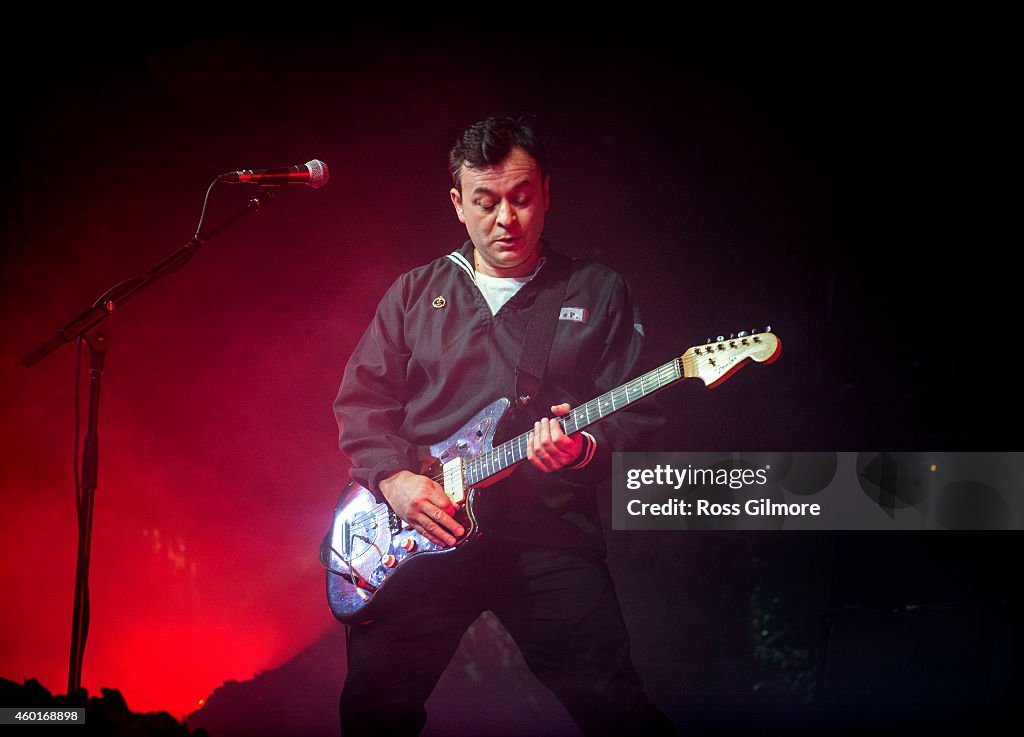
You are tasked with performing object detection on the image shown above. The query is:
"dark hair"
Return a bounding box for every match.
[448,116,547,190]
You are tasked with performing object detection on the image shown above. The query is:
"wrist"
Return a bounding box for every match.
[379,468,412,491]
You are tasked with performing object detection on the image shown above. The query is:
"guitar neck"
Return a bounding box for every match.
[463,357,684,487]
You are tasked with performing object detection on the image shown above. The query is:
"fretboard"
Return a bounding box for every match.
[464,357,683,486]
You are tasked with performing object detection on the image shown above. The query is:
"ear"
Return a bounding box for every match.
[543,175,551,211]
[450,187,466,224]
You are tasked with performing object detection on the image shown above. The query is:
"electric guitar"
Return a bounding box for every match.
[322,329,781,623]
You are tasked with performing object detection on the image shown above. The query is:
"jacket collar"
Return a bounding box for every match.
[451,238,556,280]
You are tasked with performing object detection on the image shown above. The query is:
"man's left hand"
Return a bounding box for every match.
[527,403,583,473]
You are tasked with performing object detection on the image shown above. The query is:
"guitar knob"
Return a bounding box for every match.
[401,538,416,552]
[382,554,397,568]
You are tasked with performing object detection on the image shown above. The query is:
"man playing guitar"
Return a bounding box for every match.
[332,116,677,736]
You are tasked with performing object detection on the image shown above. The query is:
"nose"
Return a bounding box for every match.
[496,198,516,227]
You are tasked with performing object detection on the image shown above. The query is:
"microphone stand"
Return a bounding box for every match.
[21,185,279,696]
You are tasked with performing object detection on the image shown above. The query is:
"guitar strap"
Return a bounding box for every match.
[514,248,572,412]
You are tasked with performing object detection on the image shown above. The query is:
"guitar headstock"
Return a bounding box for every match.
[681,328,781,388]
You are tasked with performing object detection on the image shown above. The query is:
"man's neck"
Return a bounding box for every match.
[473,250,542,279]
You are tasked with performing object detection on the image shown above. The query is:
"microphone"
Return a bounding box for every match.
[218,159,330,188]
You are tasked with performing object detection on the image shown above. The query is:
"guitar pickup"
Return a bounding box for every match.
[442,457,466,505]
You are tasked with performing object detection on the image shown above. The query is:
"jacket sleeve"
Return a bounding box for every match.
[333,276,420,496]
[567,272,665,484]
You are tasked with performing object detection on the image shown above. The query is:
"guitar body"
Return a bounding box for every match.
[325,398,510,624]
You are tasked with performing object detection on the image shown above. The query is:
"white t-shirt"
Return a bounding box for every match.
[473,256,546,315]
[473,269,538,315]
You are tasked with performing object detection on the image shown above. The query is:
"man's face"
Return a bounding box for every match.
[450,147,550,278]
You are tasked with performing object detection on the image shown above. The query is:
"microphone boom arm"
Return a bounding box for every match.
[21,186,277,367]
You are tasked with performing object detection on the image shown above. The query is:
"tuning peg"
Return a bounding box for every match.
[716,335,724,342]
[706,337,712,344]
[765,325,772,333]
[737,331,749,338]
[729,333,735,339]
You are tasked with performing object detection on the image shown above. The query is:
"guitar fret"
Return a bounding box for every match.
[460,358,687,489]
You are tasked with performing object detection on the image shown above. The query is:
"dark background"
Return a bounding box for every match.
[1,24,1017,735]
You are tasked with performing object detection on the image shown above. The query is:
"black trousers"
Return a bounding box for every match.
[339,539,677,736]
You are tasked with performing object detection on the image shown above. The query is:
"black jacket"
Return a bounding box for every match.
[334,240,663,551]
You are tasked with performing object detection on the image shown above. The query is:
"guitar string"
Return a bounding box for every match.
[331,345,765,585]
[347,506,391,537]
[350,342,758,523]
[348,356,691,523]
[336,345,762,580]
[346,344,762,537]
[468,358,683,483]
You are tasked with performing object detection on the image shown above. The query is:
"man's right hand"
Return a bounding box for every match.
[378,470,465,547]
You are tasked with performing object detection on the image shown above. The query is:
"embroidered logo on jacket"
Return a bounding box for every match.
[559,307,588,323]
